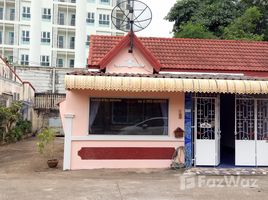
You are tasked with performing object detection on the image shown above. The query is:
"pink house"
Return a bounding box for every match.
[60,33,268,170]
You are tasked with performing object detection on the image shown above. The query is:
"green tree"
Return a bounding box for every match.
[223,7,264,41]
[175,22,217,39]
[241,0,268,40]
[166,0,242,38]
[166,0,267,40]
[0,102,22,142]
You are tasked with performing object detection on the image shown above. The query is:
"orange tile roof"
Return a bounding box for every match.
[88,34,268,72]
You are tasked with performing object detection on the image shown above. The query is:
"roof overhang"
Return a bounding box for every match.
[65,73,268,94]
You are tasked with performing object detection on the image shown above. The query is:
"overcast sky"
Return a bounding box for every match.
[135,0,177,38]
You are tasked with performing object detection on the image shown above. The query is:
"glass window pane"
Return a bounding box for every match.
[89,98,168,135]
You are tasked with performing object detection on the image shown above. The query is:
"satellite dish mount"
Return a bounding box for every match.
[111,0,152,53]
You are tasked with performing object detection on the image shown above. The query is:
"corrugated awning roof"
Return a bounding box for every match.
[65,72,268,94]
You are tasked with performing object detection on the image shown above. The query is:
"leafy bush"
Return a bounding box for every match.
[37,128,56,159]
[0,101,32,143]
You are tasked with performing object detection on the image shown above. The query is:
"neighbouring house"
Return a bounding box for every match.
[60,33,268,170]
[0,56,35,120]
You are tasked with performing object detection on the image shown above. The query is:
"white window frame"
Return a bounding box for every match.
[8,32,14,45]
[22,7,31,19]
[21,30,30,43]
[21,54,29,65]
[41,31,51,43]
[69,59,74,68]
[42,8,51,20]
[40,55,50,66]
[86,12,95,24]
[58,35,64,48]
[10,8,15,21]
[99,14,110,26]
[86,35,90,46]
[57,58,64,67]
[100,0,110,5]
[0,7,3,20]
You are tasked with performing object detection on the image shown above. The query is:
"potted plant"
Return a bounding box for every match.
[37,128,58,168]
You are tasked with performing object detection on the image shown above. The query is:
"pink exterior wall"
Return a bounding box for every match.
[60,43,186,169]
[61,90,185,169]
[105,46,154,74]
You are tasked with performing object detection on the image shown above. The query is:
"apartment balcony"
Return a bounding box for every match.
[57,17,76,27]
[56,41,75,51]
[54,0,76,7]
[5,0,15,4]
[6,13,15,21]
[34,93,66,110]
[69,41,75,49]
[4,38,14,46]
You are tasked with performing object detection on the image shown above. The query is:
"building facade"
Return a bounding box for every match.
[0,0,125,68]
[60,33,268,170]
[0,56,34,121]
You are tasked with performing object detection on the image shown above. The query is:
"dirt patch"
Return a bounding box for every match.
[0,137,63,175]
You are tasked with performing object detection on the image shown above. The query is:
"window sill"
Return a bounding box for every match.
[72,135,182,142]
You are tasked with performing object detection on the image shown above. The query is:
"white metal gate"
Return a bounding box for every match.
[194,95,220,166]
[235,96,268,166]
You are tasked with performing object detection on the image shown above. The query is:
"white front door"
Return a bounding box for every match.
[235,97,268,166]
[194,96,220,166]
[256,100,268,166]
[235,97,256,166]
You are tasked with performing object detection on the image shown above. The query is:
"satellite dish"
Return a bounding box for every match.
[111,0,152,52]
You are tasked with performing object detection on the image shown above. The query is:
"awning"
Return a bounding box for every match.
[65,74,268,94]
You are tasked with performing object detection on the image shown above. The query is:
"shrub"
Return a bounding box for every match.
[37,128,56,159]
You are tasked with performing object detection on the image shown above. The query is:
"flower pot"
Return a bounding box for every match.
[47,159,58,168]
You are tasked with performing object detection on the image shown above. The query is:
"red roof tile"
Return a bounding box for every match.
[88,34,268,72]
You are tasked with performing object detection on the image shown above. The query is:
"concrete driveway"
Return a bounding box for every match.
[0,138,267,200]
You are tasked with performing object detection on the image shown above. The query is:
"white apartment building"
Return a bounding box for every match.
[0,0,125,68]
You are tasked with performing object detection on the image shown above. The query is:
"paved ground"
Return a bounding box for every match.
[0,138,268,200]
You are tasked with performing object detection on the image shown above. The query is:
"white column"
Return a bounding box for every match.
[29,0,41,65]
[74,0,87,68]
[63,113,75,170]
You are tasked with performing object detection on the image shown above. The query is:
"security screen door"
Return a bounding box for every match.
[194,95,220,166]
[235,96,268,166]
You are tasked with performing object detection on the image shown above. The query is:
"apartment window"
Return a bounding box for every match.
[88,0,95,3]
[21,54,29,65]
[100,0,110,5]
[0,7,3,20]
[70,14,75,26]
[70,37,75,49]
[99,14,110,26]
[89,98,168,135]
[58,35,64,48]
[69,59,74,68]
[42,8,51,20]
[57,58,64,67]
[40,56,50,66]
[8,32,14,45]
[8,56,13,63]
[86,12,95,24]
[0,32,2,44]
[58,12,65,25]
[41,32,51,43]
[86,35,90,46]
[10,8,15,21]
[22,30,30,43]
[22,7,31,19]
